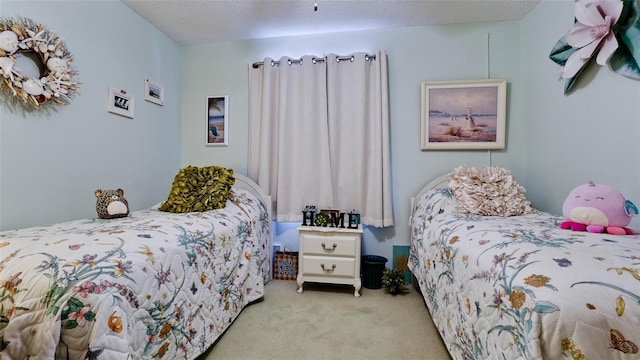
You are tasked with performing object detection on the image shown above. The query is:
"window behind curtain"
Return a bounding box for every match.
[248,51,393,227]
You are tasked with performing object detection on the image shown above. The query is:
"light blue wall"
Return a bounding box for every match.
[0,1,183,230]
[3,1,639,264]
[180,22,527,261]
[181,3,640,262]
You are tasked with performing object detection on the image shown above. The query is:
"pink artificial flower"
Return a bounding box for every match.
[562,0,623,79]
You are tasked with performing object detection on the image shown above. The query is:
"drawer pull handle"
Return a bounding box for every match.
[321,242,337,251]
[321,263,336,272]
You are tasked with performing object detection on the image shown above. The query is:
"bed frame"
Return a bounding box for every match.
[234,173,272,220]
[409,173,449,225]
[409,173,449,291]
[408,171,640,359]
[0,171,274,359]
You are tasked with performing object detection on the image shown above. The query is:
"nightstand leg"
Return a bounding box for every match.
[296,274,304,294]
[354,277,362,297]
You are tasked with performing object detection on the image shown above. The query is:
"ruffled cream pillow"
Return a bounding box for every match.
[448,166,534,216]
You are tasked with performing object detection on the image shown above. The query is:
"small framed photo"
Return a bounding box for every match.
[107,87,134,119]
[421,79,507,150]
[144,79,164,105]
[206,95,228,146]
[320,209,341,219]
[320,209,342,227]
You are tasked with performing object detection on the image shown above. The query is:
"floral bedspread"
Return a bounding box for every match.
[409,188,640,360]
[0,188,270,360]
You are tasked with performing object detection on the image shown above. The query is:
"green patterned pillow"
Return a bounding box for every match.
[158,166,235,213]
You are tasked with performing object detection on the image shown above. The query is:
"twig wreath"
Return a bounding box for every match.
[0,16,80,109]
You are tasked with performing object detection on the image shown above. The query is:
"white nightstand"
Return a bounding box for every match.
[296,225,362,297]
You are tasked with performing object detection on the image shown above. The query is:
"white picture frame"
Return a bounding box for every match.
[421,79,507,150]
[107,87,134,119]
[144,79,164,105]
[206,95,229,146]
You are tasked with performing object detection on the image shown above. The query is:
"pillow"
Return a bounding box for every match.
[447,165,534,216]
[158,166,235,213]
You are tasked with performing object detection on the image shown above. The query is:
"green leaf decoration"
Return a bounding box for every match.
[67,297,84,311]
[43,284,66,314]
[549,37,574,66]
[609,46,640,78]
[563,73,579,95]
[614,0,635,33]
[62,320,78,329]
[609,0,640,78]
[548,36,586,95]
[84,310,96,322]
[533,300,559,314]
[563,57,594,95]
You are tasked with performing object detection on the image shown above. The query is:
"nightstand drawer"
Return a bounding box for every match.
[301,256,355,277]
[301,233,357,257]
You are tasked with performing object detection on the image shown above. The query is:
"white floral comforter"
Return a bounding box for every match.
[0,188,270,360]
[409,187,640,360]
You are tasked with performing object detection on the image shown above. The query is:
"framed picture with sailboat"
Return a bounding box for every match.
[206,95,229,146]
[420,79,506,150]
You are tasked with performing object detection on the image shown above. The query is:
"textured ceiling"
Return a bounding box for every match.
[121,0,541,46]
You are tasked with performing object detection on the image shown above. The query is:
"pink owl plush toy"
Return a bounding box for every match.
[560,181,638,235]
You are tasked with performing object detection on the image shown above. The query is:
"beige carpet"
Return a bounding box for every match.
[200,280,451,360]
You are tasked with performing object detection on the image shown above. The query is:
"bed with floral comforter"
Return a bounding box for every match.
[409,183,640,360]
[0,184,270,359]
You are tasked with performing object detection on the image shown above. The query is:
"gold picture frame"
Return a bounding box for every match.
[421,79,506,150]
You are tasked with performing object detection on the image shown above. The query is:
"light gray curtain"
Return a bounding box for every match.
[248,51,393,227]
[326,52,393,227]
[248,55,334,222]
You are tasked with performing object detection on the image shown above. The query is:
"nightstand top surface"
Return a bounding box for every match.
[297,225,363,233]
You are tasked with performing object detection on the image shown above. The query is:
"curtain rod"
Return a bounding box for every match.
[252,54,376,68]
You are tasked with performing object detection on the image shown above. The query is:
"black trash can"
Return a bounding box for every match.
[361,255,388,289]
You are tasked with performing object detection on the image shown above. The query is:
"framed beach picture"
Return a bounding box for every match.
[421,79,506,150]
[144,79,164,105]
[206,95,228,146]
[107,87,134,119]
